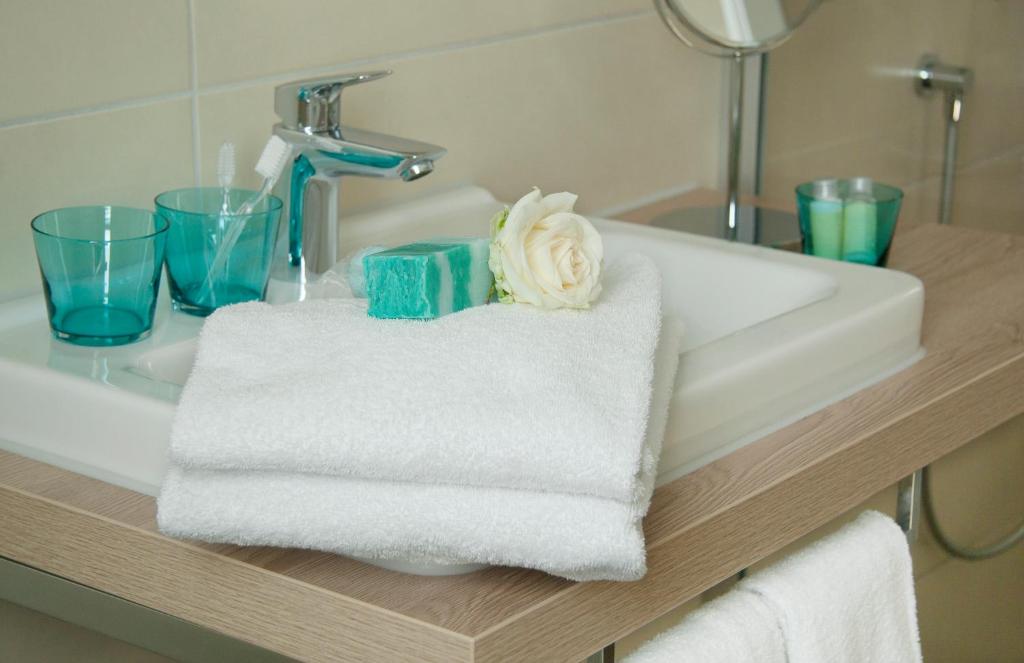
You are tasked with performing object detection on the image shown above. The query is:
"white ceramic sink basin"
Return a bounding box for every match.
[0,186,924,557]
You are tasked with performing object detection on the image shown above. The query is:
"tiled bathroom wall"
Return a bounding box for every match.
[0,0,721,301]
[761,0,1024,233]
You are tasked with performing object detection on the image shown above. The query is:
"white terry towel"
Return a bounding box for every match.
[160,469,646,581]
[169,254,664,505]
[158,314,683,581]
[624,590,786,663]
[744,510,922,663]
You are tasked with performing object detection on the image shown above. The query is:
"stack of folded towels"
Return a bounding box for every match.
[158,253,683,581]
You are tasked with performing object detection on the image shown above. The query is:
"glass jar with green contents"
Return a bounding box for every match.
[796,178,904,267]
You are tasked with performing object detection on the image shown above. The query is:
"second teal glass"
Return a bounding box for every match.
[156,188,282,316]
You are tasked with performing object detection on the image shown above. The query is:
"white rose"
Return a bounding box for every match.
[489,188,603,309]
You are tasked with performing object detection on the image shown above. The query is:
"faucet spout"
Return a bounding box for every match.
[274,124,446,181]
[269,72,446,281]
[402,160,434,182]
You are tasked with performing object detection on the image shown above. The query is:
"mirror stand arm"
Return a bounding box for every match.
[725,52,745,241]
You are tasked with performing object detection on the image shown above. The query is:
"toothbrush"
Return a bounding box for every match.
[217,141,235,214]
[198,136,291,306]
[197,141,236,306]
[234,135,291,215]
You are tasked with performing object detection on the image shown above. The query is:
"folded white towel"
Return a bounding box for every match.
[744,510,922,663]
[169,254,663,505]
[159,469,645,580]
[158,315,683,581]
[624,590,786,663]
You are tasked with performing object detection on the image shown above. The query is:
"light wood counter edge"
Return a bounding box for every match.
[476,345,1024,661]
[2,219,1023,662]
[0,479,472,662]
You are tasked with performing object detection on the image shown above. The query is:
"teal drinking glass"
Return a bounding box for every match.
[155,188,282,316]
[31,206,168,346]
[796,178,903,266]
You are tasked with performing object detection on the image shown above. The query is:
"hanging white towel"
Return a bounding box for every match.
[744,510,922,663]
[624,589,786,663]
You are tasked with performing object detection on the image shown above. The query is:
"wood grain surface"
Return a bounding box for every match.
[2,221,1023,662]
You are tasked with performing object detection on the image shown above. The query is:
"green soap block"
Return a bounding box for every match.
[809,199,843,260]
[364,238,491,319]
[842,200,879,264]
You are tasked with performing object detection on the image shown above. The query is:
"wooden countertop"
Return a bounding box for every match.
[3,219,1024,662]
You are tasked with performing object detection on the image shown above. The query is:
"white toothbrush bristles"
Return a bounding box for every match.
[254,135,291,186]
[217,141,236,190]
[233,135,291,215]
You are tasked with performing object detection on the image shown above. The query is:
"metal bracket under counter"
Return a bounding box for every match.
[0,555,289,663]
[897,469,923,543]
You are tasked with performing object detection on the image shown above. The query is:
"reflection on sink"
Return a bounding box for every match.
[602,230,836,353]
[133,338,197,388]
[0,185,924,504]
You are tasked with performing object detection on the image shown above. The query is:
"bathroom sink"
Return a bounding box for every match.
[0,185,924,551]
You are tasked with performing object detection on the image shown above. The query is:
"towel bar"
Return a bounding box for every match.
[896,469,923,543]
[588,472,923,662]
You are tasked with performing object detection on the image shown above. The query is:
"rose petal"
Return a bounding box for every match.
[540,191,578,215]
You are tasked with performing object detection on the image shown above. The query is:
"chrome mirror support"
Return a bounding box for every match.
[652,0,824,246]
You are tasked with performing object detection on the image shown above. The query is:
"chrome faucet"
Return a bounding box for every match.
[271,71,446,275]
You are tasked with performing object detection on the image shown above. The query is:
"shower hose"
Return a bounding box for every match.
[923,465,1024,560]
[912,58,1023,560]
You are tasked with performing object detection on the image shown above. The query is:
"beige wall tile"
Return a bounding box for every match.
[898,179,941,228]
[945,149,1024,235]
[197,15,721,221]
[763,0,971,174]
[761,134,932,205]
[0,101,194,298]
[956,0,1024,166]
[924,413,1024,548]
[762,0,1024,233]
[0,0,190,124]
[900,149,1024,232]
[194,0,650,87]
[916,546,1024,663]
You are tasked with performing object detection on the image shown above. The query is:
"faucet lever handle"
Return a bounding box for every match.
[275,70,391,134]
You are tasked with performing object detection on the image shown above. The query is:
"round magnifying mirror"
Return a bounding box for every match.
[655,0,823,56]
[652,0,824,246]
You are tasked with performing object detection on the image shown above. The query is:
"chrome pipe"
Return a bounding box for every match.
[938,90,963,226]
[914,55,972,225]
[725,53,745,241]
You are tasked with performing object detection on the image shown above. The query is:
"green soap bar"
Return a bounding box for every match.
[364,238,491,319]
[809,199,843,260]
[842,200,879,264]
